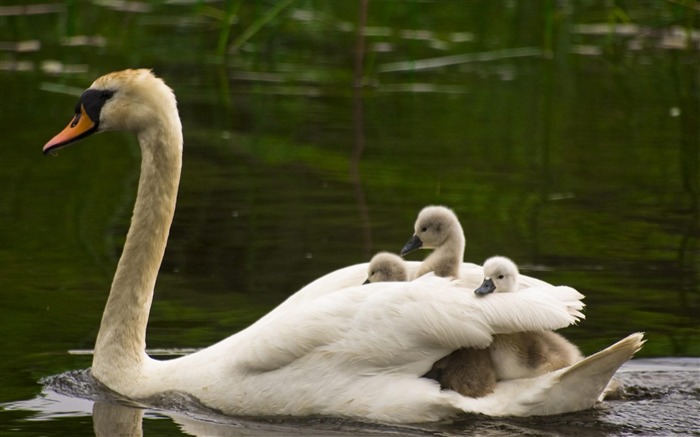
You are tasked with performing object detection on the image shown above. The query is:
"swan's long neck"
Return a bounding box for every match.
[417,233,465,278]
[92,115,182,388]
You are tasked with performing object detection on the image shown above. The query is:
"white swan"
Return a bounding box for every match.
[41,69,627,422]
[475,256,584,379]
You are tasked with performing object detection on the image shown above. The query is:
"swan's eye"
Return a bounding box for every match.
[497,275,505,279]
[99,90,115,100]
[421,227,428,233]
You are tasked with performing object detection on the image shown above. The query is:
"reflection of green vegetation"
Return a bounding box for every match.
[198,0,296,60]
[0,2,698,415]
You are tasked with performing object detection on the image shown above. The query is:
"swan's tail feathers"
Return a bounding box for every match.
[457,333,644,417]
[564,332,644,382]
[531,332,645,416]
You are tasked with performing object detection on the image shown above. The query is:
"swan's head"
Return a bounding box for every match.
[364,252,408,284]
[43,69,179,155]
[475,256,519,296]
[400,206,464,256]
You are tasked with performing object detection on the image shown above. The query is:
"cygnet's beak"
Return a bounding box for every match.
[362,278,371,285]
[400,234,423,257]
[474,278,496,296]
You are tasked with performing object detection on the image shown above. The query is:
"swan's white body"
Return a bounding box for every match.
[141,275,588,421]
[42,69,642,423]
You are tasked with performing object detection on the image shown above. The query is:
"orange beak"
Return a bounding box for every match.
[43,104,97,155]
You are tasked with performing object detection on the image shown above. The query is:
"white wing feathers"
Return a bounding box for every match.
[476,285,586,334]
[239,274,584,374]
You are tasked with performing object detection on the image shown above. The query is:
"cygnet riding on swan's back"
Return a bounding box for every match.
[476,256,626,399]
[400,206,550,289]
[364,252,408,284]
[400,207,640,403]
[475,256,584,379]
[401,206,498,397]
[364,247,639,408]
[401,206,465,279]
[42,70,639,422]
[366,244,497,397]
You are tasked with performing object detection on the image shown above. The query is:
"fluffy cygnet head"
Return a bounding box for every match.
[474,256,520,296]
[364,252,408,284]
[400,206,464,256]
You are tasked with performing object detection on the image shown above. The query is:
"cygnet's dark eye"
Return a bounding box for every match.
[498,275,505,279]
[421,227,428,233]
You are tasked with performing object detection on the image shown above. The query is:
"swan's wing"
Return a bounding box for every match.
[238,275,584,374]
[348,274,585,349]
[280,263,369,304]
[457,285,585,334]
[261,260,423,317]
[331,275,584,370]
[235,290,362,371]
[284,260,424,305]
[518,274,556,289]
[249,263,370,329]
[457,333,645,416]
[456,263,486,289]
[540,285,585,318]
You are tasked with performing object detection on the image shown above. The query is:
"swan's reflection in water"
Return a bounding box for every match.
[4,358,698,437]
[93,402,142,437]
[91,397,435,437]
[25,370,434,436]
[11,390,426,437]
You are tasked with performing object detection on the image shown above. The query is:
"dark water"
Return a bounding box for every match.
[4,358,700,436]
[1,1,698,436]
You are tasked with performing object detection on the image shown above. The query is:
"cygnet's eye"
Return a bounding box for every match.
[420,226,428,233]
[497,274,505,279]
